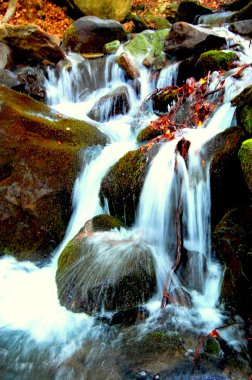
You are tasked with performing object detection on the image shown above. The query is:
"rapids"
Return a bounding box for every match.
[0,25,252,379]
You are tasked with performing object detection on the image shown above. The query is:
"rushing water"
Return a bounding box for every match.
[0,30,252,379]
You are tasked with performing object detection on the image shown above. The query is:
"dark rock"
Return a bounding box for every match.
[232,84,252,134]
[203,126,250,227]
[88,85,131,122]
[109,306,150,325]
[196,50,238,77]
[238,139,252,193]
[62,16,127,54]
[56,235,156,314]
[231,0,252,21]
[229,19,252,37]
[0,42,13,69]
[213,205,252,319]
[176,0,213,24]
[100,148,148,226]
[0,86,106,261]
[0,69,20,88]
[0,24,65,65]
[164,22,226,60]
[221,0,250,11]
[14,66,46,101]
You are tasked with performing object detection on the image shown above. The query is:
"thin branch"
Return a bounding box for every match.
[1,0,18,23]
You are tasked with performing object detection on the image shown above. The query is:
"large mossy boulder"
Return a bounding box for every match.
[213,205,252,318]
[125,29,170,59]
[100,148,148,226]
[164,22,226,60]
[62,16,127,54]
[238,139,252,193]
[56,232,156,314]
[196,50,238,77]
[232,84,252,134]
[175,1,212,24]
[0,24,65,65]
[71,0,132,21]
[203,127,250,227]
[0,86,106,261]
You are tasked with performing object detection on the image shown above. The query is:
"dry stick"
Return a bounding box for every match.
[0,0,17,23]
[161,179,183,308]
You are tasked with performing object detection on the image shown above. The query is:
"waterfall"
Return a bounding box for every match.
[0,34,252,378]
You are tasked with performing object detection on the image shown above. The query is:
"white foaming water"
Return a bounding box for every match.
[156,61,180,88]
[0,37,251,377]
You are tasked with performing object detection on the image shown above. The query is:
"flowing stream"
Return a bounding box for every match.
[0,28,252,379]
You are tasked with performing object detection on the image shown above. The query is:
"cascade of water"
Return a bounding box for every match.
[156,61,180,88]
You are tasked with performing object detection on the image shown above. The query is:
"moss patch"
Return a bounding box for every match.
[238,139,252,193]
[92,214,124,231]
[125,29,169,58]
[232,84,252,134]
[198,50,238,76]
[137,126,162,142]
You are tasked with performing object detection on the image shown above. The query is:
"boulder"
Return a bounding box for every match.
[100,148,147,226]
[0,24,65,65]
[232,84,252,134]
[238,139,252,193]
[164,22,226,60]
[88,85,131,122]
[56,233,156,314]
[0,42,13,69]
[137,126,163,142]
[230,0,252,21]
[62,16,127,54]
[229,19,252,37]
[14,66,46,102]
[71,0,132,21]
[0,69,20,88]
[196,50,238,77]
[213,205,252,318]
[0,86,106,261]
[175,1,213,24]
[116,53,140,80]
[203,127,250,227]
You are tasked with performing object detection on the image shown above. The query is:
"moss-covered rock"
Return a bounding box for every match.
[144,16,171,30]
[203,127,250,227]
[103,40,120,54]
[197,50,238,77]
[0,86,106,261]
[125,29,170,59]
[238,139,252,193]
[56,233,156,314]
[213,205,252,319]
[72,0,132,22]
[92,214,124,231]
[175,1,213,24]
[204,337,221,356]
[232,84,252,134]
[137,126,162,142]
[100,148,147,226]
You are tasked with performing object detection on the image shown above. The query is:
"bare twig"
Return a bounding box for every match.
[1,0,18,23]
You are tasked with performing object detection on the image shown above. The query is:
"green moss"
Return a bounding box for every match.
[104,40,120,54]
[232,84,252,134]
[125,29,169,58]
[137,126,161,142]
[92,214,124,231]
[238,139,252,193]
[144,16,171,30]
[204,336,221,355]
[62,24,79,51]
[198,50,238,76]
[56,240,81,275]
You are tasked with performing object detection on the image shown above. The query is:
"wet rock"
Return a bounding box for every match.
[203,127,250,227]
[0,86,106,261]
[238,139,252,193]
[75,214,124,240]
[117,53,140,80]
[71,0,132,21]
[14,66,46,101]
[175,0,213,24]
[100,148,147,226]
[0,69,20,88]
[137,126,163,142]
[109,306,149,325]
[62,16,127,54]
[0,24,65,65]
[213,204,252,319]
[164,22,226,60]
[56,234,156,314]
[196,50,238,77]
[232,84,252,134]
[144,16,171,30]
[0,42,13,69]
[88,85,131,122]
[231,0,252,21]
[229,19,252,37]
